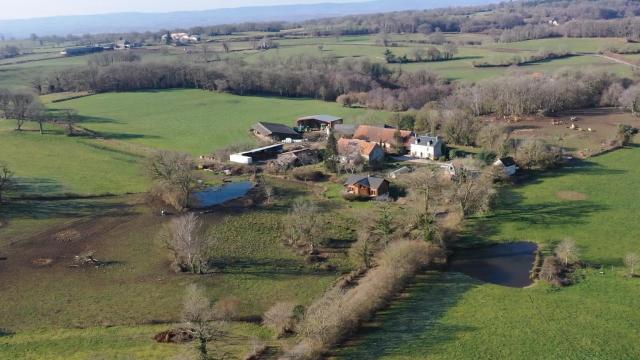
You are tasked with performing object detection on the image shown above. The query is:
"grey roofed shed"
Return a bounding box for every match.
[252,121,301,139]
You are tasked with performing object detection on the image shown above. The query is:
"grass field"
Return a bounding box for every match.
[50,89,388,155]
[0,178,349,359]
[337,146,640,359]
[1,35,636,90]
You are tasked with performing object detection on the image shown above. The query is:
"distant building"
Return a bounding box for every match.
[162,33,200,44]
[61,46,104,56]
[353,125,414,154]
[229,144,283,164]
[344,175,390,198]
[337,138,385,165]
[251,122,302,142]
[297,115,343,130]
[409,135,445,160]
[116,39,130,49]
[493,156,518,176]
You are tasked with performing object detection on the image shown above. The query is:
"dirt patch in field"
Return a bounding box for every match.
[556,191,588,201]
[31,258,54,267]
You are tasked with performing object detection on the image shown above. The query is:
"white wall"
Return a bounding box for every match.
[229,154,252,164]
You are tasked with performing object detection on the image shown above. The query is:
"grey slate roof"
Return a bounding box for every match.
[498,157,516,167]
[414,135,441,145]
[344,174,388,190]
[252,122,300,137]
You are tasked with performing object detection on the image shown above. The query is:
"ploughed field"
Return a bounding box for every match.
[337,146,640,359]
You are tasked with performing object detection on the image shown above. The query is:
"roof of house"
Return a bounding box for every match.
[344,174,388,190]
[332,124,357,136]
[252,122,300,137]
[297,114,343,123]
[337,138,382,157]
[497,156,516,167]
[353,125,413,144]
[414,135,442,145]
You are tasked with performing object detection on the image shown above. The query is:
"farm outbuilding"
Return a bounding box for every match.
[297,115,343,130]
[229,144,284,164]
[251,122,302,142]
[493,156,518,176]
[344,174,390,198]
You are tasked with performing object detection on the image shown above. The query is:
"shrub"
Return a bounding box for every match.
[286,241,440,359]
[263,302,298,338]
[292,167,325,182]
[539,255,564,286]
[515,139,563,170]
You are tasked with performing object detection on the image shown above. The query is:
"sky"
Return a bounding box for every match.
[1,0,368,20]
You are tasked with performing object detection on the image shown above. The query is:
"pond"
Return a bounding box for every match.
[191,181,254,208]
[448,241,538,288]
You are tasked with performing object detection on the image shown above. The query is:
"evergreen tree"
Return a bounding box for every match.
[324,131,339,172]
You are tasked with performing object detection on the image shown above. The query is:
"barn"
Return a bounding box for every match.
[296,115,343,130]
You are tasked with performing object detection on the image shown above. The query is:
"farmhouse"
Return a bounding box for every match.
[337,138,385,165]
[251,121,302,142]
[344,174,390,198]
[297,115,343,130]
[493,156,518,176]
[410,135,445,160]
[353,125,414,154]
[229,144,283,164]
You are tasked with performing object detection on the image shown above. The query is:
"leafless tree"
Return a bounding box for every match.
[477,123,510,155]
[0,163,15,203]
[516,139,563,170]
[284,198,323,250]
[624,253,639,277]
[166,213,207,273]
[263,184,275,205]
[453,168,496,217]
[555,239,580,266]
[263,302,298,338]
[148,151,199,210]
[182,284,227,360]
[401,167,444,242]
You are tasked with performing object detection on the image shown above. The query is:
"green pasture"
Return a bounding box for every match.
[50,89,388,155]
[338,146,640,359]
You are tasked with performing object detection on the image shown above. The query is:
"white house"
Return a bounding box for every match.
[493,156,518,176]
[410,135,445,160]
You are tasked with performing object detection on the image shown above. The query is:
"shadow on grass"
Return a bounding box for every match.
[0,328,14,337]
[0,198,134,221]
[335,272,478,359]
[207,257,326,276]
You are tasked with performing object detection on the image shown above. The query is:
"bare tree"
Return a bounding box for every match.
[148,151,199,210]
[477,123,510,155]
[264,184,275,205]
[453,168,496,218]
[182,284,227,360]
[166,213,207,273]
[284,199,323,250]
[555,239,580,266]
[401,167,444,242]
[0,163,15,203]
[624,253,639,277]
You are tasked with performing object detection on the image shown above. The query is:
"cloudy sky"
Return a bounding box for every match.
[2,0,368,20]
